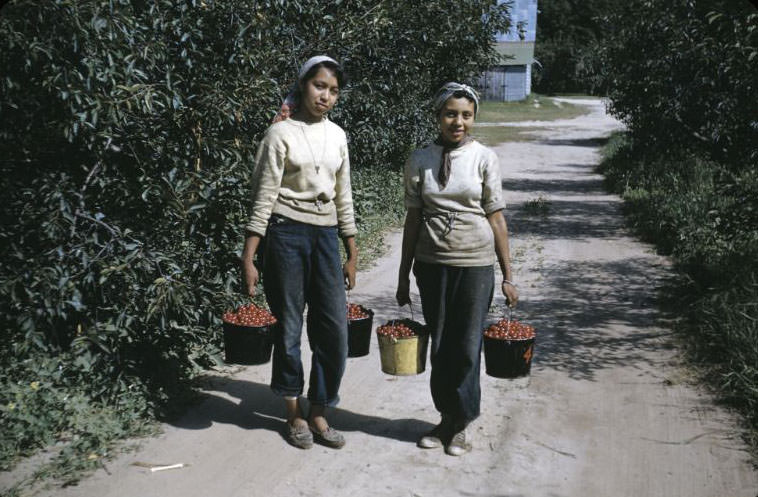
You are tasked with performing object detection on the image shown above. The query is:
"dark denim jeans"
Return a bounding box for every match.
[263,215,348,407]
[413,261,494,427]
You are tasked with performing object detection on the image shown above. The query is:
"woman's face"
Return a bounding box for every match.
[299,67,340,120]
[438,97,475,143]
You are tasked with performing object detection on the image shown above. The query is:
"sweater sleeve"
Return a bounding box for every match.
[481,148,505,214]
[334,141,358,237]
[404,152,423,209]
[244,127,287,236]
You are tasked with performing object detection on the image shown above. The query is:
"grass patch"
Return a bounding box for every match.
[471,125,545,146]
[522,195,552,217]
[476,94,590,123]
[0,355,165,494]
[351,167,405,269]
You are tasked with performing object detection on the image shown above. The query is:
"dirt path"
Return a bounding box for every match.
[28,98,758,497]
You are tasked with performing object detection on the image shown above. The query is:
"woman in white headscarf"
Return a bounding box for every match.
[241,56,357,450]
[396,82,518,456]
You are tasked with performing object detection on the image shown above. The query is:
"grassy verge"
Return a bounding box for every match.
[476,94,590,123]
[0,356,164,495]
[598,132,758,456]
[472,125,545,146]
[350,167,405,268]
[472,95,592,146]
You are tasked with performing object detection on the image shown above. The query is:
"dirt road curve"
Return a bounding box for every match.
[30,99,758,497]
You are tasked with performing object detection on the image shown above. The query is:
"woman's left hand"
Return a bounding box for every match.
[502,281,519,307]
[343,259,356,290]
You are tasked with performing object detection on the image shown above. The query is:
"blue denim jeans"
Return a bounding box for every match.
[413,261,494,427]
[263,215,348,407]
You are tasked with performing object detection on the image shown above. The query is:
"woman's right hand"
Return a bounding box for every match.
[396,277,411,306]
[242,260,259,298]
[241,233,262,298]
[503,281,519,307]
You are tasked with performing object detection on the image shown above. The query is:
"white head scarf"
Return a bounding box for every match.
[433,82,480,116]
[272,55,340,123]
[297,55,339,82]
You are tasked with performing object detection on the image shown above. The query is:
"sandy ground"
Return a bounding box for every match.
[5,98,757,497]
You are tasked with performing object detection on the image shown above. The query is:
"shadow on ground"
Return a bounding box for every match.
[536,136,611,148]
[169,376,434,445]
[508,199,626,239]
[517,257,677,382]
[354,258,676,385]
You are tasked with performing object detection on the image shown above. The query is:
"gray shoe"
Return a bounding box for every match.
[310,426,346,449]
[445,428,472,456]
[418,417,452,449]
[287,422,314,449]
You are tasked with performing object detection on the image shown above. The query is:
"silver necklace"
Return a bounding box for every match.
[300,120,327,174]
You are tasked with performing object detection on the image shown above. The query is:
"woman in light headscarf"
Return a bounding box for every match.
[396,82,518,456]
[241,56,357,450]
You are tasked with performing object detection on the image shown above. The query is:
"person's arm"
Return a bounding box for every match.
[245,129,286,237]
[333,136,359,289]
[487,209,518,306]
[342,235,357,290]
[241,232,262,297]
[334,138,358,239]
[396,207,422,306]
[396,151,423,306]
[241,128,285,297]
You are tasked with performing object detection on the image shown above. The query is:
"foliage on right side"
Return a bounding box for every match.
[591,0,758,451]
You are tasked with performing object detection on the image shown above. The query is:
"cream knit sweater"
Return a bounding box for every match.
[404,140,505,266]
[245,117,357,237]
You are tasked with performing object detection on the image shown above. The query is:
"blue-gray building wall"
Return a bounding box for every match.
[480,0,538,101]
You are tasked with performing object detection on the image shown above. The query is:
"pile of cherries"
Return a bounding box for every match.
[484,319,535,340]
[347,303,371,321]
[222,303,277,327]
[377,319,422,339]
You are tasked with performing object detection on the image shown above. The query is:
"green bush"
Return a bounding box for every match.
[589,0,758,166]
[532,0,616,94]
[0,0,512,474]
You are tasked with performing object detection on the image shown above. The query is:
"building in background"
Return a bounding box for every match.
[477,0,538,101]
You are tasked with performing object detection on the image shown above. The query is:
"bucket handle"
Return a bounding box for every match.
[504,304,514,335]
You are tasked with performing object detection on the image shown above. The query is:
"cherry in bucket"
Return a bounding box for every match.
[347,303,370,321]
[223,303,276,327]
[376,319,419,339]
[484,319,535,340]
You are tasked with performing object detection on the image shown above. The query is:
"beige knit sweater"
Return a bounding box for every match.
[404,140,505,266]
[245,117,357,238]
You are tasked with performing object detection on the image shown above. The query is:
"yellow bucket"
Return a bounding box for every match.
[377,333,429,375]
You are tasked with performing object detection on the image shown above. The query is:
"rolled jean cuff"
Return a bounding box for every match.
[271,384,303,399]
[307,393,340,408]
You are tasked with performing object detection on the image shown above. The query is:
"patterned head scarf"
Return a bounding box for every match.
[272,55,340,123]
[433,82,479,189]
[433,82,480,117]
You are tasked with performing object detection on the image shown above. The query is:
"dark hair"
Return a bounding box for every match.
[300,60,347,88]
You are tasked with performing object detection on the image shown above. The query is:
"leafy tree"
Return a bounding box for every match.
[533,0,615,94]
[590,0,757,166]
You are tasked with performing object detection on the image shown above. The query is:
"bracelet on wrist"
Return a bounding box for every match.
[503,279,515,286]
